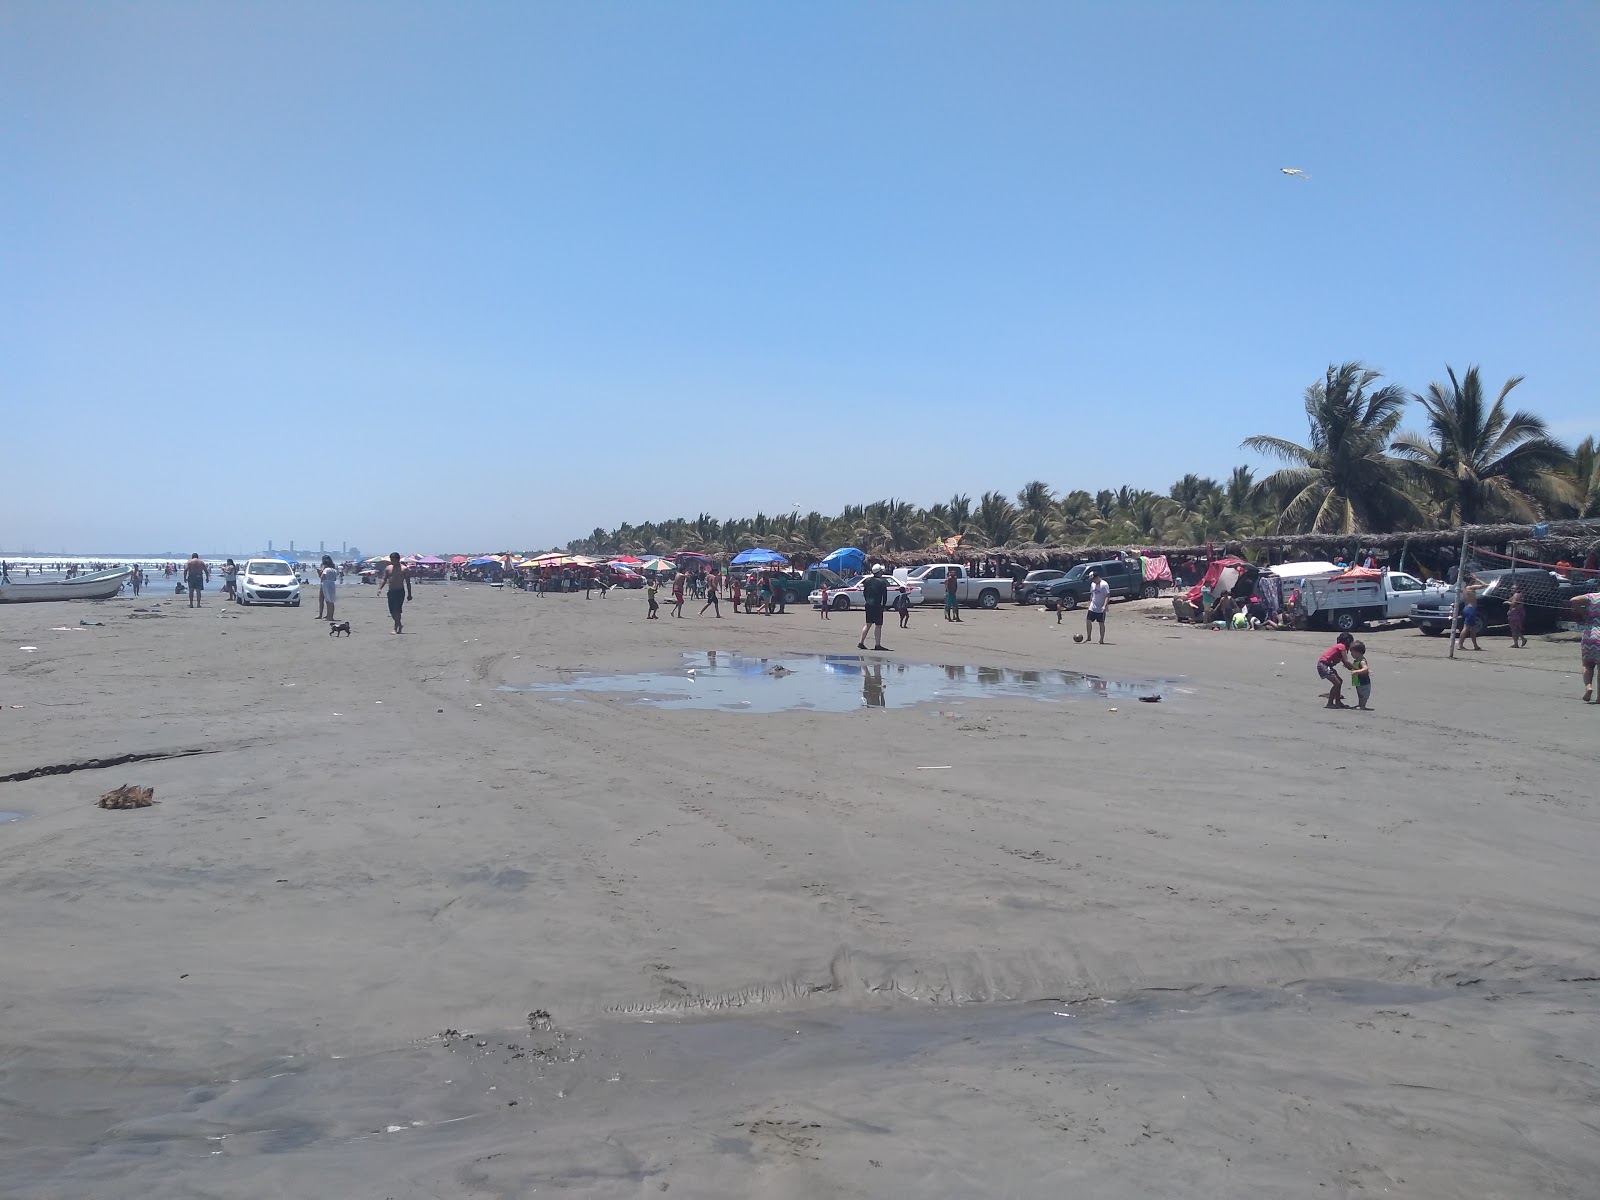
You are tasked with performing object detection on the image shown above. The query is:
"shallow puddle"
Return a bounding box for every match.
[0,812,25,824]
[499,652,1167,712]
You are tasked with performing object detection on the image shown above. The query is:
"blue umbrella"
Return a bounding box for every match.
[731,548,788,565]
[818,546,865,573]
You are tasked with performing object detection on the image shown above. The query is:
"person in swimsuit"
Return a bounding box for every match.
[379,552,412,634]
[699,575,722,617]
[1506,585,1527,648]
[671,574,686,618]
[317,554,339,621]
[1571,590,1600,703]
[1458,575,1483,651]
[184,553,209,608]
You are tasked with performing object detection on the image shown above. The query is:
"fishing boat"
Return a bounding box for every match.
[0,567,132,603]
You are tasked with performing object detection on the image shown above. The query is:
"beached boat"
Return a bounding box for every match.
[0,568,131,603]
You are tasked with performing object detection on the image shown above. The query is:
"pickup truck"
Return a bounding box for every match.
[1046,558,1156,610]
[893,564,1013,610]
[1410,568,1565,637]
[1278,569,1441,633]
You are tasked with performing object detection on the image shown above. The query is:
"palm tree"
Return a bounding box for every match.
[1016,480,1056,544]
[1563,436,1600,518]
[970,491,1021,547]
[1243,361,1423,533]
[1391,366,1576,524]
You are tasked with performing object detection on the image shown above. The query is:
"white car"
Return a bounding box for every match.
[809,579,924,612]
[236,558,302,606]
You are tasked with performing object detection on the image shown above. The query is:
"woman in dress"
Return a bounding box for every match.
[317,554,339,621]
[1571,590,1600,703]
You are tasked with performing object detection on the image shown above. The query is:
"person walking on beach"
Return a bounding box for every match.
[1570,589,1600,702]
[317,554,339,621]
[1347,640,1373,710]
[646,580,660,619]
[730,576,742,612]
[671,573,686,618]
[895,586,912,629]
[379,552,413,634]
[129,564,142,597]
[699,575,722,617]
[818,582,830,618]
[943,571,961,622]
[184,553,209,608]
[1085,570,1110,644]
[857,564,890,651]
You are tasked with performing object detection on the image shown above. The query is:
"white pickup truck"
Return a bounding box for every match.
[893,564,1014,610]
[1273,566,1442,632]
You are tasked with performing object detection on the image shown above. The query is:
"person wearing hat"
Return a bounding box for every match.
[857,564,891,651]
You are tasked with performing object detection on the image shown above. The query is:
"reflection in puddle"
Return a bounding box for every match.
[500,652,1167,712]
[0,812,25,824]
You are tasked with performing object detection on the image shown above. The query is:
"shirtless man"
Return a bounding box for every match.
[184,553,210,608]
[379,552,413,634]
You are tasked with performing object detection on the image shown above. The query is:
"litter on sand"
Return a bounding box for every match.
[916,765,953,770]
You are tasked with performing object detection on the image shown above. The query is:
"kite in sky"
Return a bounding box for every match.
[1280,168,1310,180]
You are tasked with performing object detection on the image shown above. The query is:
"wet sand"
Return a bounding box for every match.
[2,585,1597,1197]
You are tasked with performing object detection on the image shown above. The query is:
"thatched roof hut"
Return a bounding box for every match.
[875,520,1600,572]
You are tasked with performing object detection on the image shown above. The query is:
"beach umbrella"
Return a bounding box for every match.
[610,555,643,564]
[731,547,788,566]
[640,557,675,572]
[818,546,865,573]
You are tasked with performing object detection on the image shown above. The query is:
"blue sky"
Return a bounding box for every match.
[4,2,1596,554]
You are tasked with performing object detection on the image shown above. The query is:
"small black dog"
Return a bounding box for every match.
[328,620,351,637]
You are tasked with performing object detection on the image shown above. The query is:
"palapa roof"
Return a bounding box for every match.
[872,519,1600,568]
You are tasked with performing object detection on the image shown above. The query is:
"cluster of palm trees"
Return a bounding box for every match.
[567,361,1596,558]
[1244,362,1594,533]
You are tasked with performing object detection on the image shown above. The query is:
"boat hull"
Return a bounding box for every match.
[0,568,132,603]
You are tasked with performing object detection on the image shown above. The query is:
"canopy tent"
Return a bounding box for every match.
[731,547,788,566]
[449,556,469,564]
[405,555,447,565]
[818,546,865,574]
[675,551,715,563]
[609,555,643,564]
[466,555,504,567]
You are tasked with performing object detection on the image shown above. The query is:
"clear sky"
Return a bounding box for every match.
[4,2,1596,554]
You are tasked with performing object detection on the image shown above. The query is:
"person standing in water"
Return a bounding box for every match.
[379,552,412,634]
[317,554,339,622]
[184,553,209,608]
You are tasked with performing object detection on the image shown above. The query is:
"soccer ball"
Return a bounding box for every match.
[1072,634,1084,643]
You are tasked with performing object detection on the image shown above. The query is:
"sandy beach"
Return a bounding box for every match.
[2,583,1596,1198]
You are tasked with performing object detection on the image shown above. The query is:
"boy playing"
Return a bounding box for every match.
[1347,640,1373,710]
[894,587,912,628]
[818,583,830,618]
[646,581,660,619]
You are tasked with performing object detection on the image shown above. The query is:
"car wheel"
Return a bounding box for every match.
[291,597,301,607]
[1141,583,1161,600]
[239,594,250,606]
[1334,611,1359,633]
[832,594,851,611]
[1419,625,1443,636]
[1057,592,1079,611]
[978,589,999,610]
